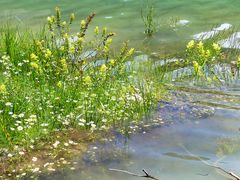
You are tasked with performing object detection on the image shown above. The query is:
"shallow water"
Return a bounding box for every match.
[40,83,240,180]
[1,0,240,51]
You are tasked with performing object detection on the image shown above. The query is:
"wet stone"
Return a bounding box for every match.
[157,94,215,122]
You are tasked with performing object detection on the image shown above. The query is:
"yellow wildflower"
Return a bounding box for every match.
[59,46,65,52]
[30,53,38,61]
[47,16,53,24]
[197,41,204,49]
[212,43,221,51]
[94,26,99,35]
[83,76,92,85]
[69,46,75,54]
[30,62,39,69]
[205,50,211,58]
[127,48,135,56]
[45,49,52,58]
[77,37,84,44]
[186,40,195,49]
[57,81,63,88]
[36,41,42,47]
[110,59,115,65]
[193,61,202,76]
[64,33,68,39]
[127,85,135,93]
[0,84,6,93]
[60,59,68,70]
[80,20,86,28]
[100,64,107,73]
[106,38,112,46]
[103,45,109,54]
[237,56,240,68]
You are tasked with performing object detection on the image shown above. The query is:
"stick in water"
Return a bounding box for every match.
[109,168,159,180]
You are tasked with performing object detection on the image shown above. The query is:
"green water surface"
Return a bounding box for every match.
[1,0,240,52]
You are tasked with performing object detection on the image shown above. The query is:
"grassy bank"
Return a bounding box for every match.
[0,8,165,178]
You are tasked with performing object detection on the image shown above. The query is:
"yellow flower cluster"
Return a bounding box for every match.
[57,81,63,88]
[44,49,52,59]
[0,84,6,93]
[69,46,75,54]
[94,26,99,35]
[83,76,92,85]
[30,53,40,71]
[186,40,194,49]
[47,16,55,24]
[59,46,65,52]
[197,41,204,49]
[103,39,112,54]
[237,56,240,68]
[30,62,39,69]
[193,61,202,76]
[60,59,68,71]
[212,43,221,52]
[80,20,86,29]
[30,53,38,61]
[126,48,135,57]
[77,37,84,44]
[109,59,115,65]
[186,40,223,78]
[100,64,107,73]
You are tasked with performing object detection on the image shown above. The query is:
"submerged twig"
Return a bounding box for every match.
[181,145,240,180]
[109,168,159,180]
[209,165,240,180]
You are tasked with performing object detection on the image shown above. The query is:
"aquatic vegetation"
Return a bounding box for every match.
[0,7,160,151]
[216,137,240,157]
[141,2,158,37]
[185,40,223,78]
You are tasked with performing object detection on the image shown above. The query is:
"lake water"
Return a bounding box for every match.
[1,0,240,52]
[2,0,240,179]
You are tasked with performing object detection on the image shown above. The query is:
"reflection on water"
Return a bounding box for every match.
[41,84,240,180]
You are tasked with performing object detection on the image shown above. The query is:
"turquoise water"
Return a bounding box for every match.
[1,0,240,51]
